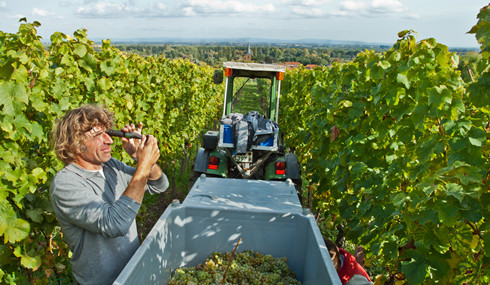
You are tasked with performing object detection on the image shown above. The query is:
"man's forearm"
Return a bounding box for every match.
[149,164,162,181]
[123,164,153,203]
[123,163,162,203]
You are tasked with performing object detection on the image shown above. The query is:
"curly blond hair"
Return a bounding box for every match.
[52,105,114,165]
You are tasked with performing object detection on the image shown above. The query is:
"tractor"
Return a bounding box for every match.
[191,62,302,201]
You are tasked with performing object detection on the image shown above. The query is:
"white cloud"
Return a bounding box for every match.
[32,8,56,17]
[285,0,331,18]
[75,1,275,18]
[286,0,331,6]
[340,1,367,11]
[76,2,169,18]
[181,0,275,15]
[369,0,407,14]
[302,0,331,5]
[141,2,169,17]
[182,7,196,16]
[292,6,326,17]
[331,0,418,18]
[76,3,131,17]
[73,0,416,20]
[83,0,101,4]
[0,1,6,8]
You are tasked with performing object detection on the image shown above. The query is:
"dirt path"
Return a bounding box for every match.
[137,189,187,241]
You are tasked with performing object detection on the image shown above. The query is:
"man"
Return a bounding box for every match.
[50,105,169,285]
[324,239,373,285]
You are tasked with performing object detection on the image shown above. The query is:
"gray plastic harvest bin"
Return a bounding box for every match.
[114,176,341,285]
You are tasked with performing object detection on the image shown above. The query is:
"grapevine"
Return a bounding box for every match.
[280,5,489,284]
[0,19,222,283]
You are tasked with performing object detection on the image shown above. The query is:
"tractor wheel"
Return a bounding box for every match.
[188,170,202,191]
[293,178,303,206]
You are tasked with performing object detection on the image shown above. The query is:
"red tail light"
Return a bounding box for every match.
[275,161,286,175]
[208,156,220,170]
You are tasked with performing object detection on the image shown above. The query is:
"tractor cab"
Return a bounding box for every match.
[217,61,285,122]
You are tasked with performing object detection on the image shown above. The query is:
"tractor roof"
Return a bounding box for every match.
[223,62,286,79]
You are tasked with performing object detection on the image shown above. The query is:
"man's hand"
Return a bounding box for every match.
[354,245,365,267]
[122,134,162,203]
[134,135,160,173]
[330,125,340,141]
[121,122,143,160]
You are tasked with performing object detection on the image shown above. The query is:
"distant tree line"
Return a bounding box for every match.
[114,43,390,66]
[113,43,480,75]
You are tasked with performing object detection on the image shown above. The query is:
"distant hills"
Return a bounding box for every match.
[100,37,393,48]
[88,36,479,51]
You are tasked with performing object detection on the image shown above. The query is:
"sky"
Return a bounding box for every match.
[0,0,488,48]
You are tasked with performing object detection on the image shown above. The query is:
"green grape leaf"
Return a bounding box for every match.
[0,245,13,266]
[14,114,32,133]
[426,253,451,282]
[0,200,15,236]
[380,60,391,69]
[0,63,14,79]
[468,127,487,147]
[397,73,410,89]
[30,90,48,112]
[436,198,460,226]
[26,209,44,224]
[431,226,451,253]
[99,77,113,90]
[411,104,428,130]
[59,96,71,110]
[445,183,464,202]
[467,74,490,108]
[401,249,427,285]
[429,85,451,109]
[73,43,87,58]
[101,61,115,76]
[55,67,64,76]
[10,64,28,83]
[382,239,398,260]
[0,183,9,201]
[0,81,28,116]
[4,218,30,243]
[60,54,73,66]
[18,53,28,65]
[20,253,42,270]
[1,150,16,165]
[84,77,95,91]
[348,101,365,119]
[13,247,42,270]
[350,161,367,175]
[31,167,45,180]
[30,122,44,142]
[392,192,407,207]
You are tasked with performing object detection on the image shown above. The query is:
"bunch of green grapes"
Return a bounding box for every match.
[168,250,301,285]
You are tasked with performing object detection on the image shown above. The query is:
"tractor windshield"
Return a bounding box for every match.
[231,77,271,117]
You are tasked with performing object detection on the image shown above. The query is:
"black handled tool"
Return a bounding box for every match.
[105,129,142,139]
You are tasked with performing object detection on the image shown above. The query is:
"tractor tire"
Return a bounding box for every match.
[293,178,303,206]
[188,170,201,191]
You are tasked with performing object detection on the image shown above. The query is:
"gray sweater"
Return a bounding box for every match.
[49,158,169,285]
